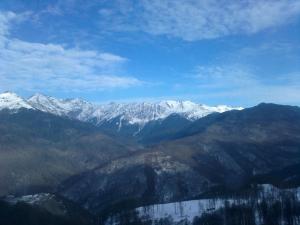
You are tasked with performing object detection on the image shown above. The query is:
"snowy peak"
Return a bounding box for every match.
[159,100,197,110]
[28,93,66,115]
[28,93,95,120]
[0,92,243,128]
[0,92,33,111]
[92,100,242,126]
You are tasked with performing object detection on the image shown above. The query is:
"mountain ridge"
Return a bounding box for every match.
[0,92,243,136]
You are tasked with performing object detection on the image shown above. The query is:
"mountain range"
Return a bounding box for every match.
[0,91,242,196]
[0,92,242,135]
[1,91,300,224]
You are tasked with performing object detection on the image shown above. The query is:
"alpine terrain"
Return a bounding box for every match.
[1,91,300,224]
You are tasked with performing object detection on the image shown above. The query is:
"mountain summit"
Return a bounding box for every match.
[27,93,242,123]
[0,92,34,111]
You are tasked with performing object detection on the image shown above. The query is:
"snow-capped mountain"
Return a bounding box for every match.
[27,93,243,125]
[92,100,241,126]
[0,92,34,111]
[0,92,243,132]
[28,93,95,121]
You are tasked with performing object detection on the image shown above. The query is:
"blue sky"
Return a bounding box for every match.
[0,0,299,106]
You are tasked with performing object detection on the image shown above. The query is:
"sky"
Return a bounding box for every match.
[0,0,299,107]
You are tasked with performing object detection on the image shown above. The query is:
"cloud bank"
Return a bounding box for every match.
[0,11,141,93]
[194,65,300,105]
[99,0,300,41]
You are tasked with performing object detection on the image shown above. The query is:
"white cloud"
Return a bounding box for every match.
[195,65,257,88]
[99,0,300,41]
[193,65,300,105]
[0,11,16,44]
[0,11,141,92]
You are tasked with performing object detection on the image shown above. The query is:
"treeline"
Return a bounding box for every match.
[106,190,300,225]
[192,196,300,225]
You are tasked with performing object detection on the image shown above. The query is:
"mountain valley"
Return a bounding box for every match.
[1,92,300,224]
